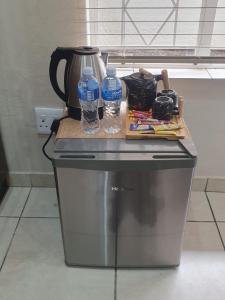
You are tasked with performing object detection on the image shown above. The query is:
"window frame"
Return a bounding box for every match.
[87,0,225,65]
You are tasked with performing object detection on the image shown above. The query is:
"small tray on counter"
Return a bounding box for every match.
[125,110,189,141]
[56,101,189,140]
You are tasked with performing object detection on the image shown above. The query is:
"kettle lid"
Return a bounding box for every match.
[73,46,99,55]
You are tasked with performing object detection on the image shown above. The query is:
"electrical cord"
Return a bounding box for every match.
[42,116,69,161]
[42,131,54,161]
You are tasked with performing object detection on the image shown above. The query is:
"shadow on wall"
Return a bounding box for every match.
[0,128,8,200]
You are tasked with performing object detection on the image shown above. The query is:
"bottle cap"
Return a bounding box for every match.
[106,67,116,77]
[83,66,93,76]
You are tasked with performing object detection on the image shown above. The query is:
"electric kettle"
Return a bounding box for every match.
[49,46,107,120]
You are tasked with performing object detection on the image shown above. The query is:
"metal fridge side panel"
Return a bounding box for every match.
[179,138,197,158]
[53,166,69,266]
[55,166,117,267]
[116,167,193,267]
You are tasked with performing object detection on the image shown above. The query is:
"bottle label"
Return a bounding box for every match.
[87,90,94,101]
[78,80,99,101]
[108,79,117,90]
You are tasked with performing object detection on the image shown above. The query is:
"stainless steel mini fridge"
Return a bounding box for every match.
[53,138,197,268]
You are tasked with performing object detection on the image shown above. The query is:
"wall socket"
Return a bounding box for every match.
[35,107,64,134]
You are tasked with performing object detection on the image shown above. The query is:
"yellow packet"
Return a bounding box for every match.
[152,124,180,131]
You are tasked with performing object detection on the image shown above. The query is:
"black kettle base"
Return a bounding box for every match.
[68,107,104,121]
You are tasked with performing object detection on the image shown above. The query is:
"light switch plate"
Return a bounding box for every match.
[35,107,64,134]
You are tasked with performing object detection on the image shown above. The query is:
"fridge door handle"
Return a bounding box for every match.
[152,154,190,159]
[60,154,95,159]
[53,153,196,171]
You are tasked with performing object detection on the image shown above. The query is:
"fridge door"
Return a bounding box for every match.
[116,167,193,267]
[55,167,117,267]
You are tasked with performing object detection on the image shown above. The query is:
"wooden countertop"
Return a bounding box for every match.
[56,102,127,139]
[56,101,189,140]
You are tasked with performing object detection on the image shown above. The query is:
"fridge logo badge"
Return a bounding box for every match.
[111,186,134,192]
[111,187,119,191]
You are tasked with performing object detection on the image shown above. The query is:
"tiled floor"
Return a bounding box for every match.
[0,188,224,300]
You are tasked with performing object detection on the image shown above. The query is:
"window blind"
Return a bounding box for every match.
[81,0,225,64]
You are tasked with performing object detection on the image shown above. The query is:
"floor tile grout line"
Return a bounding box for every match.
[18,187,32,218]
[205,192,225,250]
[205,178,209,192]
[0,187,32,271]
[187,220,225,223]
[212,221,225,223]
[2,217,218,222]
[206,191,225,194]
[0,217,21,271]
[0,216,59,219]
[4,217,223,222]
[187,220,216,223]
[21,216,60,219]
[0,216,20,219]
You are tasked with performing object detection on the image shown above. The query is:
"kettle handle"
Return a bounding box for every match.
[49,48,73,103]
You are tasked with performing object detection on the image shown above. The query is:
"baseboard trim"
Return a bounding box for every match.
[191,177,208,192]
[8,172,225,192]
[8,172,55,188]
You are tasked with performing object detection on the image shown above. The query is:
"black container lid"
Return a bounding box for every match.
[73,46,99,55]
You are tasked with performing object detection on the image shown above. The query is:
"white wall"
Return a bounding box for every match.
[0,0,86,173]
[0,1,224,177]
[170,78,225,177]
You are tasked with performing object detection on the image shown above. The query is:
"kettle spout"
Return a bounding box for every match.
[100,51,108,67]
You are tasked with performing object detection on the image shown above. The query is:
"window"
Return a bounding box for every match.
[85,0,225,64]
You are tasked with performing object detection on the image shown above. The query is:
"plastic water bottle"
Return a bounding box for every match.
[78,67,100,134]
[101,67,122,134]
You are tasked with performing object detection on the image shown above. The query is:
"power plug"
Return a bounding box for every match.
[35,107,64,134]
